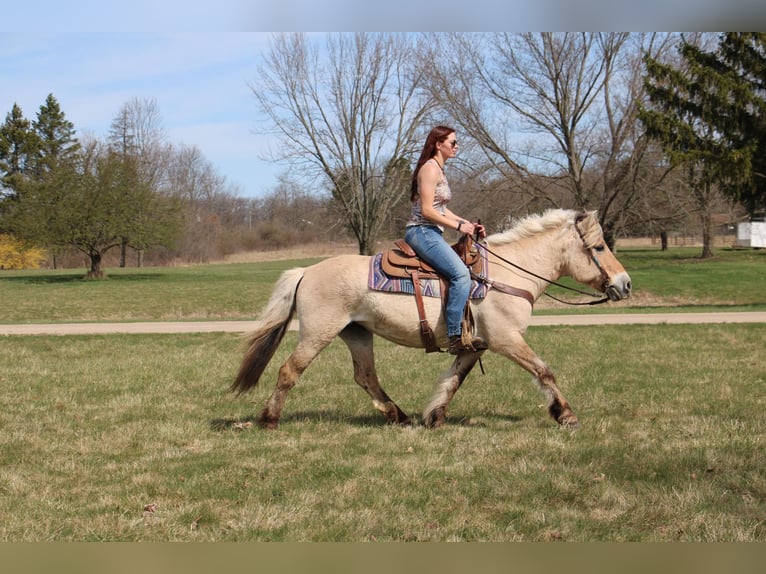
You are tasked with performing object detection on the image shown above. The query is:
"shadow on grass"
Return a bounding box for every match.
[0,273,85,284]
[0,272,165,285]
[211,411,392,431]
[211,409,523,431]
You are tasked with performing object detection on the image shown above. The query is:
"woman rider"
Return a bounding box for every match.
[404,126,487,354]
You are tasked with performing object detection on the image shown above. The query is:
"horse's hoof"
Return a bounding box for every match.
[373,400,411,426]
[423,406,447,429]
[559,414,580,430]
[257,411,280,430]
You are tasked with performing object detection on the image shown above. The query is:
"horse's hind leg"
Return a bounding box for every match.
[423,351,484,428]
[258,338,324,429]
[339,323,411,426]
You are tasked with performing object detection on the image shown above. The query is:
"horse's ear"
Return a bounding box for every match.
[574,211,600,247]
[575,210,598,225]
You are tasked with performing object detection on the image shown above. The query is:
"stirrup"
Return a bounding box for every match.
[447,335,488,355]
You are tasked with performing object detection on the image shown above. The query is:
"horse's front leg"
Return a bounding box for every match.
[497,331,579,429]
[423,351,484,428]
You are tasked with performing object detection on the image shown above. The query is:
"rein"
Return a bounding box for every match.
[471,240,611,307]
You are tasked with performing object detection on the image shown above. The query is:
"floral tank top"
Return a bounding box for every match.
[406,159,451,231]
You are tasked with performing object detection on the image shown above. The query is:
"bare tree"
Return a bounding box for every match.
[164,143,244,262]
[108,97,171,266]
[428,32,677,246]
[590,32,678,245]
[251,33,434,254]
[109,98,167,177]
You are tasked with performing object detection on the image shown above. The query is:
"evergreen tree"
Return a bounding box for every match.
[642,34,766,223]
[640,34,758,257]
[10,139,181,278]
[714,33,766,217]
[0,103,40,200]
[31,93,80,179]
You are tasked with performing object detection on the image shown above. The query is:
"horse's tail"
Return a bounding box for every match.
[231,267,305,396]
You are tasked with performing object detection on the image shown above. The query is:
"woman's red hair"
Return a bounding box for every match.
[410,125,455,202]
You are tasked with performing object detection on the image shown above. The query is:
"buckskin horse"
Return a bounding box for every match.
[232,209,632,429]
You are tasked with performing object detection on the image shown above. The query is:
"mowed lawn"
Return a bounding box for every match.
[0,247,764,324]
[0,246,764,541]
[0,324,764,541]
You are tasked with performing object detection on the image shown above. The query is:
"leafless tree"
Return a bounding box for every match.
[251,33,435,254]
[163,143,225,262]
[108,97,172,265]
[427,32,677,246]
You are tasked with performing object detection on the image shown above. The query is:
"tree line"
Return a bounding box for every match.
[0,95,336,275]
[252,32,765,256]
[2,33,765,274]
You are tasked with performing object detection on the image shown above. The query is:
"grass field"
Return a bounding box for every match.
[0,246,764,323]
[0,325,764,541]
[1,245,764,541]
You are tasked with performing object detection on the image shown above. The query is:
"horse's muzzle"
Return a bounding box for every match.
[605,272,632,301]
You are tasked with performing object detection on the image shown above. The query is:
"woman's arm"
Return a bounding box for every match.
[418,163,485,237]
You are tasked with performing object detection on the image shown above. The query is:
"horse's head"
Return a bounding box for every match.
[569,211,631,301]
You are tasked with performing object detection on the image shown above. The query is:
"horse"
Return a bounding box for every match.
[231,209,632,430]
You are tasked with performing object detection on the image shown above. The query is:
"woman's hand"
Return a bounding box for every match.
[458,220,486,239]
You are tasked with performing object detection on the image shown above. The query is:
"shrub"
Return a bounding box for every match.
[0,234,46,270]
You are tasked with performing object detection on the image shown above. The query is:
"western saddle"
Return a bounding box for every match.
[380,235,484,353]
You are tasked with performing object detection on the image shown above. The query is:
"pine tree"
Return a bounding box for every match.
[31,93,80,179]
[0,103,40,199]
[714,33,766,218]
[639,33,765,257]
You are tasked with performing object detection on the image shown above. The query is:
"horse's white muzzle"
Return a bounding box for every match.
[605,272,632,301]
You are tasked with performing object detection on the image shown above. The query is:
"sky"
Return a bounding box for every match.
[3,1,766,199]
[1,33,282,198]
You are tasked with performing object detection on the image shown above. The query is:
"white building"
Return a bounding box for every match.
[736,221,766,248]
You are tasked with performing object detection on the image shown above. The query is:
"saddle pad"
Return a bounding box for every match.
[368,252,489,299]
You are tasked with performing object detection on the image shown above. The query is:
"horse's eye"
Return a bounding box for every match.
[594,244,606,252]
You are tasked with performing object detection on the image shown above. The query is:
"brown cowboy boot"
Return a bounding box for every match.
[447,335,488,355]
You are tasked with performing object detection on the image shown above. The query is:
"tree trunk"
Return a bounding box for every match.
[700,217,714,258]
[660,230,668,251]
[86,251,105,279]
[699,194,715,258]
[119,238,127,268]
[601,219,617,251]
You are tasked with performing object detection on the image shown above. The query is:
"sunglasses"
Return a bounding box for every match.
[447,139,458,148]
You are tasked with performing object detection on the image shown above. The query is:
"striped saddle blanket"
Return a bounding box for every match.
[367,249,489,299]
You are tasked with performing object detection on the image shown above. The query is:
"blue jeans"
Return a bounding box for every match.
[404,224,471,337]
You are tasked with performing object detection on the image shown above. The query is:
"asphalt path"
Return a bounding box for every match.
[1,312,765,336]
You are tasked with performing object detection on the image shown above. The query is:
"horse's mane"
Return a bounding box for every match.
[488,209,602,248]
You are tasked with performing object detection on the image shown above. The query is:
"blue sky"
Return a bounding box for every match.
[1,33,282,198]
[4,1,765,198]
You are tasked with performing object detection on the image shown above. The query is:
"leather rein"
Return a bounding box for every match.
[469,219,611,307]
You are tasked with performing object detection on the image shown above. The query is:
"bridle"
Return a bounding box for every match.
[471,215,612,306]
[573,213,614,297]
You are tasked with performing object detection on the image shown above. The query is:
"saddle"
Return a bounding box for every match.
[380,235,483,353]
[381,235,484,280]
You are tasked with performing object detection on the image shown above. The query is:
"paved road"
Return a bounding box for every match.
[1,312,765,336]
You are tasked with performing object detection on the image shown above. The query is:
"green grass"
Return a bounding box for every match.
[0,246,764,324]
[0,258,324,323]
[1,325,764,541]
[1,245,764,541]
[529,246,766,313]
[615,247,766,306]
